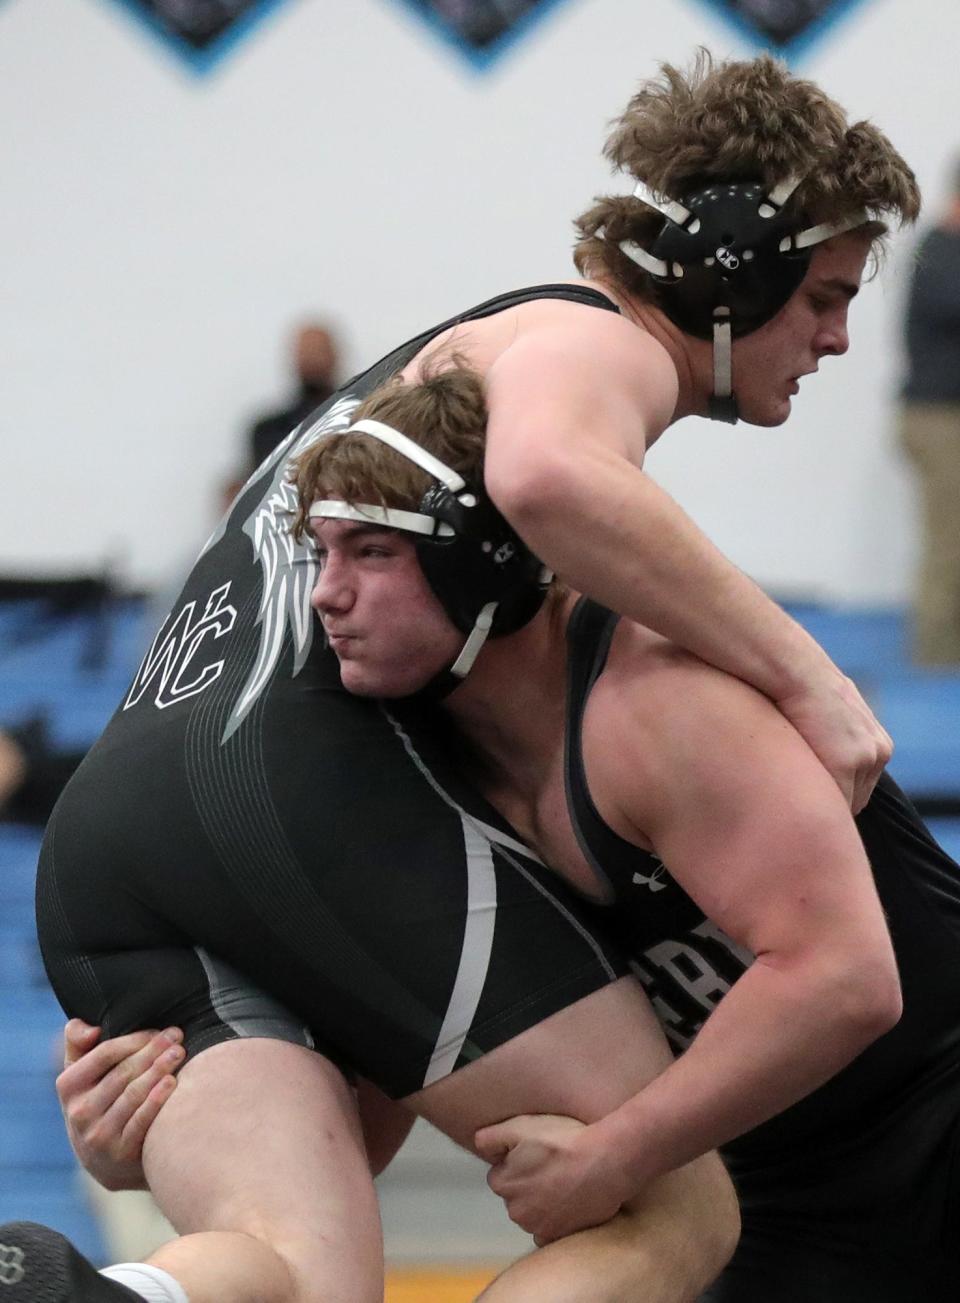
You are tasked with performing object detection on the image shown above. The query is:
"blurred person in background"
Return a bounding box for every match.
[216,322,342,514]
[899,160,960,664]
[246,322,341,473]
[0,718,84,826]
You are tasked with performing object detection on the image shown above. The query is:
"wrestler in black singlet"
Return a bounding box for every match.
[565,597,960,1302]
[36,287,630,1100]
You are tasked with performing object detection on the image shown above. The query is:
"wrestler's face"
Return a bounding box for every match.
[730,231,871,427]
[310,518,463,696]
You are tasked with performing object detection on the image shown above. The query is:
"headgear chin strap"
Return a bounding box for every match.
[309,417,552,695]
[612,175,869,423]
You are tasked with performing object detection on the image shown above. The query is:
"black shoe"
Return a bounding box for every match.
[0,1224,140,1300]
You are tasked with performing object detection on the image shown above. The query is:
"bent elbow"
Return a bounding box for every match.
[840,957,903,1051]
[484,447,577,537]
[866,969,904,1039]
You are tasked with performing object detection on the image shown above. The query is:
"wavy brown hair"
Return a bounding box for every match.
[573,50,921,300]
[291,362,487,542]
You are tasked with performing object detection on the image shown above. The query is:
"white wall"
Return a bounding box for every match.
[1,0,956,599]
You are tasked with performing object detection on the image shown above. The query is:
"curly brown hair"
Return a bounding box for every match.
[291,361,487,543]
[573,50,920,300]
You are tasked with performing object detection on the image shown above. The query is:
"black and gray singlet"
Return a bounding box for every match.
[36,286,630,1100]
[565,596,960,1302]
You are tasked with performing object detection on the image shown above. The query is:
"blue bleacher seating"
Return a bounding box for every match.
[782,602,960,804]
[928,819,960,865]
[0,596,144,1266]
[781,603,910,679]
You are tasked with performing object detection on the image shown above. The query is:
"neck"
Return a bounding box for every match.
[589,278,711,429]
[941,197,960,232]
[442,594,574,789]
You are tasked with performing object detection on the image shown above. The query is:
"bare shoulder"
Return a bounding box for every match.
[495,297,675,389]
[485,295,678,447]
[604,620,793,721]
[582,620,812,840]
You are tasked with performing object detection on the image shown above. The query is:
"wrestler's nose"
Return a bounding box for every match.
[815,304,850,358]
[311,555,354,615]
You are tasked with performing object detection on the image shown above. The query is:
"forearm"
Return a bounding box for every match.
[355,1077,415,1176]
[502,450,831,702]
[588,953,899,1197]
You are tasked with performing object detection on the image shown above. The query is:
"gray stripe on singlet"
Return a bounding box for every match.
[466,815,547,867]
[423,818,498,1086]
[195,946,315,1049]
[380,707,620,984]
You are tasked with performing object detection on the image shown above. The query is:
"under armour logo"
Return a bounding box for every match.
[632,863,668,893]
[0,1243,26,1286]
[493,541,516,565]
[716,246,740,270]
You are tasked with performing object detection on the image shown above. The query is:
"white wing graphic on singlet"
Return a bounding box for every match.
[219,394,360,741]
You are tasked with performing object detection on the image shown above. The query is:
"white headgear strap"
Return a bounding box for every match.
[309,498,454,537]
[306,416,500,685]
[307,416,473,536]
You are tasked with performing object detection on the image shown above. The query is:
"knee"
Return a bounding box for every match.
[272,1227,383,1303]
[620,1153,740,1300]
[686,1154,741,1282]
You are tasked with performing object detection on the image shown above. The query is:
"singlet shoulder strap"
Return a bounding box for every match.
[456,284,621,320]
[339,285,620,394]
[563,596,667,897]
[563,597,628,895]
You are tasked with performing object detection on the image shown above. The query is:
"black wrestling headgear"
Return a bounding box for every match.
[309,417,551,687]
[614,175,869,422]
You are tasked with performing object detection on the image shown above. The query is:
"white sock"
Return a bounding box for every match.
[99,1263,190,1303]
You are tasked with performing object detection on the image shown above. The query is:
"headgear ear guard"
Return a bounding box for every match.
[309,418,552,690]
[613,175,870,422]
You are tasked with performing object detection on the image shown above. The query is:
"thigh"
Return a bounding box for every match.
[405,974,674,1143]
[143,1038,383,1303]
[407,976,737,1302]
[38,681,629,1102]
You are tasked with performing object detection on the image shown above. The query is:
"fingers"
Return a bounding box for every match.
[87,1069,179,1162]
[780,671,893,816]
[63,1020,101,1068]
[851,723,893,815]
[474,1122,512,1163]
[841,677,892,814]
[60,1028,156,1092]
[58,1028,185,1130]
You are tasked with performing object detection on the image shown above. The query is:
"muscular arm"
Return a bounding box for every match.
[478,645,900,1240]
[574,651,897,1197]
[484,316,890,810]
